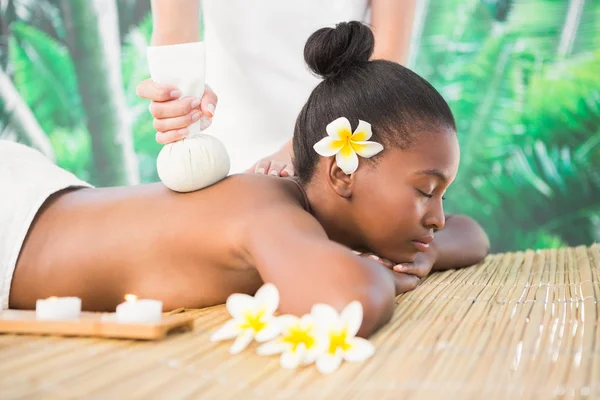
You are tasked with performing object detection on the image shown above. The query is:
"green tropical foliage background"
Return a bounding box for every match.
[0,0,598,253]
[410,0,600,252]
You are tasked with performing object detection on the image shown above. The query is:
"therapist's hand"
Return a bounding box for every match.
[247,147,295,177]
[136,79,219,145]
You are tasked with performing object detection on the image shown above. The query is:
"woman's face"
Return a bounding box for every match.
[351,130,460,264]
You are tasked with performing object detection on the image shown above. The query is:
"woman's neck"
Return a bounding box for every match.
[303,180,364,250]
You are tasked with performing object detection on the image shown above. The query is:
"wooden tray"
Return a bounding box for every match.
[0,309,195,340]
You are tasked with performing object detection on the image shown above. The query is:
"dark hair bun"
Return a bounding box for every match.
[304,21,374,79]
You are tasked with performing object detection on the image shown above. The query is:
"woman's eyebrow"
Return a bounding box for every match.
[414,169,448,183]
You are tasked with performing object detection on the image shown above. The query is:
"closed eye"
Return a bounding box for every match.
[417,189,446,200]
[417,189,432,198]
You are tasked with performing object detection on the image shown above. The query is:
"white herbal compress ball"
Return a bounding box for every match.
[147,42,230,192]
[156,135,230,192]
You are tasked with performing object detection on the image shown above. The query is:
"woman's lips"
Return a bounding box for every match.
[411,240,430,252]
[411,235,434,252]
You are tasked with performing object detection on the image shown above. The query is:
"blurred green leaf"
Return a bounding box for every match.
[9,22,83,133]
[121,12,160,183]
[48,126,91,181]
[413,0,600,252]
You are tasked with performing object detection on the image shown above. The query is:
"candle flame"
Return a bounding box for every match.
[125,294,138,302]
[48,296,58,301]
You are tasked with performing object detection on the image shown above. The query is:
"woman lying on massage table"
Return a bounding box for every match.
[6,22,489,337]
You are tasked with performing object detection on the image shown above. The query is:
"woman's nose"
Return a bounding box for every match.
[423,199,445,231]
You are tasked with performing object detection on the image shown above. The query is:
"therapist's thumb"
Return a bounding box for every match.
[200,84,218,118]
[136,78,180,102]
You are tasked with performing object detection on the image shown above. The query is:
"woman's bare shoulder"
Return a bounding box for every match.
[220,175,321,237]
[213,174,311,212]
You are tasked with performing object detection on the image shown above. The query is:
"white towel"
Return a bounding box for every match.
[0,140,92,309]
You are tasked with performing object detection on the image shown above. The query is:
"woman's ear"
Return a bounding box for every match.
[325,157,353,198]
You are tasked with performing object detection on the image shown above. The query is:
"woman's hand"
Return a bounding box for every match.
[353,250,395,269]
[353,246,437,279]
[136,79,219,144]
[352,249,436,295]
[392,250,437,278]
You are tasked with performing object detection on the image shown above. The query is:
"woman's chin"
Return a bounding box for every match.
[384,248,419,265]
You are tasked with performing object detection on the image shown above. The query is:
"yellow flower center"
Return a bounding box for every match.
[339,128,352,141]
[327,329,352,354]
[282,324,316,351]
[239,309,267,333]
[334,128,352,147]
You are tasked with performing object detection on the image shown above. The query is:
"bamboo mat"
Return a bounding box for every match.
[1,244,599,399]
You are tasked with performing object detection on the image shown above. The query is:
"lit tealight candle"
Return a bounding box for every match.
[35,296,82,320]
[116,294,163,323]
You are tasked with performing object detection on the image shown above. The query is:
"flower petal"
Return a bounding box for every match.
[351,141,384,159]
[226,293,256,319]
[340,301,363,337]
[335,143,359,174]
[304,339,328,365]
[298,314,315,330]
[257,339,289,356]
[314,329,331,350]
[351,120,372,141]
[326,117,352,141]
[311,304,340,329]
[254,283,279,316]
[277,314,301,331]
[210,319,241,342]
[343,337,375,362]
[313,136,345,157]
[316,350,343,374]
[255,320,281,342]
[302,350,320,366]
[229,328,254,355]
[280,344,306,369]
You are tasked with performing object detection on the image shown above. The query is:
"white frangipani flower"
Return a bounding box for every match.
[210,283,281,354]
[311,301,375,374]
[256,314,327,369]
[313,117,383,174]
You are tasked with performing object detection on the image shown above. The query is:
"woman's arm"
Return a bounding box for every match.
[370,0,417,65]
[383,214,490,278]
[431,214,490,271]
[246,206,402,338]
[150,0,201,45]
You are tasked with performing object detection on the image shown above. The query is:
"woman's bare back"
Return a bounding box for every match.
[9,174,310,312]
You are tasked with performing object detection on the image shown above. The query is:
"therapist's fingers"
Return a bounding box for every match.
[154,110,202,133]
[200,85,218,118]
[267,160,286,176]
[280,164,295,177]
[199,116,213,131]
[149,96,201,119]
[253,160,271,175]
[136,78,181,102]
[156,129,188,145]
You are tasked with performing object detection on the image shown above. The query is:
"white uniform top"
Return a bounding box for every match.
[202,0,371,173]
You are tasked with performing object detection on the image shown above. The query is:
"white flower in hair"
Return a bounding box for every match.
[313,117,384,174]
